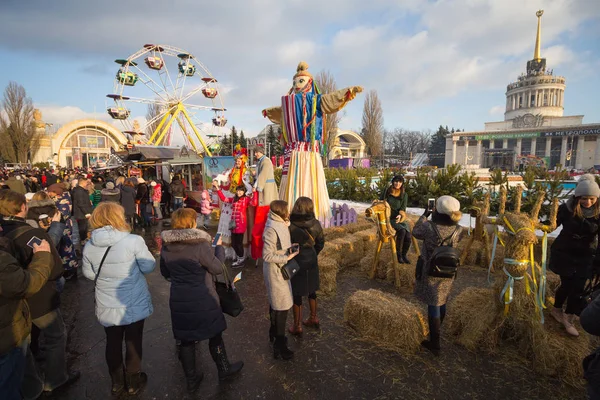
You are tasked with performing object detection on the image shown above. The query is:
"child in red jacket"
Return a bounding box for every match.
[215,184,258,267]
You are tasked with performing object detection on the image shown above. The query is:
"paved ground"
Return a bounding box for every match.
[50,222,587,400]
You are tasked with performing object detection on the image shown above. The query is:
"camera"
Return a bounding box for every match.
[427,198,435,212]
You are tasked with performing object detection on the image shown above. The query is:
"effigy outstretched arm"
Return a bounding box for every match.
[262,107,282,124]
[320,86,363,114]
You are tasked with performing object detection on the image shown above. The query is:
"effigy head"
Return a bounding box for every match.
[502,212,538,246]
[292,61,313,93]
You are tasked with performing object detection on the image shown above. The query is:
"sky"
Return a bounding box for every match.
[0,0,599,143]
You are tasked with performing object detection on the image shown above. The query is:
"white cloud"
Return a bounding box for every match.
[277,41,317,65]
[35,105,112,126]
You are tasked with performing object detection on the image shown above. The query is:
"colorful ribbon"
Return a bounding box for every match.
[500,267,524,315]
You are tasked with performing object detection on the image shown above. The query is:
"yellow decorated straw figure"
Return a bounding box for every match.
[262,61,362,222]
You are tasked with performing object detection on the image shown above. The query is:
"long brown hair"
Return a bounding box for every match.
[270,200,289,220]
[572,197,600,219]
[291,196,314,216]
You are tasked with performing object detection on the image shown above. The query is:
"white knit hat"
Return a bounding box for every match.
[574,174,600,198]
[436,195,461,216]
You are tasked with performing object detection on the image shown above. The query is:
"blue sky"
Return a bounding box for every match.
[0,0,599,142]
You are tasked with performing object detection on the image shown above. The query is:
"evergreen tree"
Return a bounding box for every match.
[428,125,450,168]
[274,126,283,156]
[240,130,247,148]
[265,125,277,157]
[230,126,239,148]
[220,133,231,155]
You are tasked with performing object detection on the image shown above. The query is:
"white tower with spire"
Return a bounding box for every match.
[504,10,566,121]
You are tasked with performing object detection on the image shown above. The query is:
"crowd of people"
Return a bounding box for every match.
[1,159,599,399]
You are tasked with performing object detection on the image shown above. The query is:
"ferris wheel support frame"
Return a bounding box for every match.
[147,102,213,156]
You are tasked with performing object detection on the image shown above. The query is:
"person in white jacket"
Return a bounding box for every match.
[82,202,156,396]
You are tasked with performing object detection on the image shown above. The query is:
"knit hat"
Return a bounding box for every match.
[47,183,64,195]
[137,177,146,184]
[436,195,461,216]
[294,61,313,79]
[574,174,600,198]
[106,182,115,190]
[391,175,404,184]
[150,181,157,187]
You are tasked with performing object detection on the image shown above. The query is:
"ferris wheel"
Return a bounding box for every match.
[106,44,227,156]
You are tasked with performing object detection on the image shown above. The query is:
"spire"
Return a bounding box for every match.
[533,10,544,61]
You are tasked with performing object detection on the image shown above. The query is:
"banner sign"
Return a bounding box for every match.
[475,132,540,141]
[540,128,600,137]
[458,126,600,141]
[204,156,235,189]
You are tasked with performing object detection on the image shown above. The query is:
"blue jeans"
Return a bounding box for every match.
[173,197,184,211]
[0,339,27,400]
[428,304,447,319]
[22,309,69,398]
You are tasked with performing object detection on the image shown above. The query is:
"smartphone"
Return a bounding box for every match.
[212,232,222,247]
[26,236,43,249]
[427,198,436,212]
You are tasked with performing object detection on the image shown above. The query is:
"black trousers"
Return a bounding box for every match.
[554,274,587,315]
[180,333,222,348]
[231,233,244,257]
[77,219,88,242]
[396,229,411,254]
[104,319,145,374]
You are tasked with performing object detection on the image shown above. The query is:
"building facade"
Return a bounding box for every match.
[445,10,600,171]
[33,114,128,168]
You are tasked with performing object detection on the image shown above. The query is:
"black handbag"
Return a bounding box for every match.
[93,246,111,302]
[214,262,244,317]
[275,233,300,280]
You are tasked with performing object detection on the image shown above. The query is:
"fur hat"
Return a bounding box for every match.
[106,182,115,190]
[436,195,461,221]
[574,174,600,198]
[47,183,64,195]
[294,61,313,79]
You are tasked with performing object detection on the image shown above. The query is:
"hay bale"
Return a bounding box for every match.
[331,236,366,270]
[318,241,344,263]
[385,262,415,289]
[546,271,561,296]
[344,289,428,355]
[323,227,347,241]
[318,257,339,295]
[530,320,591,388]
[360,254,387,280]
[456,240,487,267]
[355,228,379,257]
[446,288,500,351]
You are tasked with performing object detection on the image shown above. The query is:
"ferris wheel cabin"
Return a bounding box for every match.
[144,56,164,70]
[177,53,196,76]
[202,88,218,98]
[107,107,131,120]
[116,69,139,86]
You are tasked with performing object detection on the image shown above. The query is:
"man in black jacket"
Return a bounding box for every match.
[0,190,80,397]
[72,177,93,242]
[0,236,53,400]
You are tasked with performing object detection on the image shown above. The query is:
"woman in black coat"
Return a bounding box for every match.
[160,208,243,393]
[549,174,600,337]
[119,180,137,226]
[287,197,325,336]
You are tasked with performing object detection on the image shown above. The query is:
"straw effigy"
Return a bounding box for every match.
[446,187,593,386]
[344,289,428,355]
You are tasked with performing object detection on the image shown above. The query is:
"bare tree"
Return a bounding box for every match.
[0,82,39,163]
[145,103,163,139]
[361,90,384,157]
[314,70,341,165]
[386,128,431,158]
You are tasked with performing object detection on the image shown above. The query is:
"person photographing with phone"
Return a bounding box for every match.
[262,200,300,360]
[380,175,412,264]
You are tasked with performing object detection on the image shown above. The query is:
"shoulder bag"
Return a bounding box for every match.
[214,262,244,317]
[93,246,111,301]
[275,232,299,280]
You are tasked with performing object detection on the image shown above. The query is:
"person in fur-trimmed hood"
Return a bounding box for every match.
[100,182,121,203]
[160,208,243,393]
[549,173,600,337]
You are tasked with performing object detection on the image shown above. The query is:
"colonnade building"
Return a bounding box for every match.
[445,10,600,171]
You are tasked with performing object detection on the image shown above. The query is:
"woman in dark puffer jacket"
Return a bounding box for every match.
[160,208,243,393]
[287,197,324,336]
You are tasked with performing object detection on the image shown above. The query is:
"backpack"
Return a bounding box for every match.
[429,223,461,279]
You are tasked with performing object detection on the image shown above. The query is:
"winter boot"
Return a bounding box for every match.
[563,314,580,337]
[395,235,405,264]
[269,308,276,343]
[209,342,244,381]
[550,307,564,324]
[288,305,303,336]
[401,238,411,264]
[303,298,320,329]
[421,316,441,356]
[126,372,148,395]
[273,336,294,360]
[179,343,203,393]
[109,367,125,396]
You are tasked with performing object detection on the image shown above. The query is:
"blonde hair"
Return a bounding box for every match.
[115,176,125,187]
[89,202,131,232]
[32,191,49,201]
[449,211,463,223]
[171,208,197,229]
